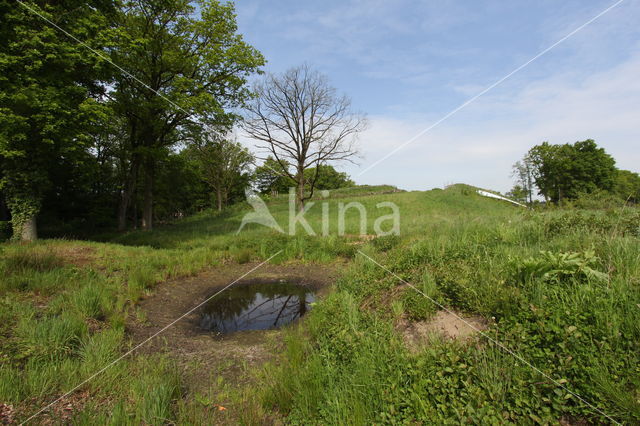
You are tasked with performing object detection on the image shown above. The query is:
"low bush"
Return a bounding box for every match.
[540,210,640,237]
[510,249,608,285]
[371,234,401,252]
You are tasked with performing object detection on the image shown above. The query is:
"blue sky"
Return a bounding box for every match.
[234,0,640,192]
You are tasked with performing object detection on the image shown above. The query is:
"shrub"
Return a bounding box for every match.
[540,210,640,237]
[510,250,608,285]
[568,190,626,210]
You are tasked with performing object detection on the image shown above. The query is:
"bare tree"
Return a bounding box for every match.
[243,64,366,209]
[512,156,535,205]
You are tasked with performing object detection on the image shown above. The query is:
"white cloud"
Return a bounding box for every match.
[350,49,640,192]
[235,0,640,193]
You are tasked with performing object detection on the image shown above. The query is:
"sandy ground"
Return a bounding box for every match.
[397,310,488,352]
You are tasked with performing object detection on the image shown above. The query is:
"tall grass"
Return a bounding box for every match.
[1,186,638,423]
[258,189,640,424]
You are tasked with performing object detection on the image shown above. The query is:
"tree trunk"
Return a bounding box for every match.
[117,197,128,231]
[132,188,138,229]
[118,155,140,231]
[296,168,305,211]
[20,215,37,241]
[557,185,563,205]
[6,195,40,241]
[142,160,154,230]
[216,186,222,211]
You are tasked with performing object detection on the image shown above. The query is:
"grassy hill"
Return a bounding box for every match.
[1,185,639,424]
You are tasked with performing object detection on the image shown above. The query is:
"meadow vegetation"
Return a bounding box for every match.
[0,184,638,424]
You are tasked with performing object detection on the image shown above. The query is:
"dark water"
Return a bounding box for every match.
[199,281,316,334]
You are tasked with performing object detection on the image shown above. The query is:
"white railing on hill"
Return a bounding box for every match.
[476,189,527,207]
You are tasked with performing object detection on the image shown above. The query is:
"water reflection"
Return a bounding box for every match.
[200,281,315,334]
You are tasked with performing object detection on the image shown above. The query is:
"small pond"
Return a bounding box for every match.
[199,280,316,334]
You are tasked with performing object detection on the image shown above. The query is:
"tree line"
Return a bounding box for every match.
[509,139,640,205]
[0,1,362,241]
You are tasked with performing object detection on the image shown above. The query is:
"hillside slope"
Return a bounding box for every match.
[1,186,638,424]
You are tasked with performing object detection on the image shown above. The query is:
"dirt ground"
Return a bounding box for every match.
[397,310,488,352]
[127,261,340,395]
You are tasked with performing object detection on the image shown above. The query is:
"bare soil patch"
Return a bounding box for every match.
[128,262,339,393]
[53,245,97,268]
[344,234,376,245]
[398,310,488,352]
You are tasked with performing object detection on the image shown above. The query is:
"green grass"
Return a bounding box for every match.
[259,190,640,424]
[1,185,639,423]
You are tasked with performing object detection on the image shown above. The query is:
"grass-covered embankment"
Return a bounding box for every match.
[0,184,411,423]
[1,184,639,423]
[261,186,640,424]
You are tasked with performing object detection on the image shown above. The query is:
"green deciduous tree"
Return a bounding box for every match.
[304,164,355,191]
[153,150,210,219]
[188,132,254,211]
[511,158,534,205]
[253,156,294,196]
[506,185,528,204]
[0,0,115,240]
[523,139,616,204]
[614,169,640,204]
[110,0,264,229]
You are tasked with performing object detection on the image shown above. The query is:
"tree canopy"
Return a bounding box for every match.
[186,132,254,211]
[0,0,115,240]
[110,0,264,230]
[304,164,355,191]
[518,139,617,204]
[614,169,640,203]
[253,159,355,196]
[0,0,264,240]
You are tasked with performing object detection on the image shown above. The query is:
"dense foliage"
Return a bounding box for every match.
[184,133,254,211]
[0,0,265,240]
[253,158,355,196]
[511,139,638,206]
[109,0,264,230]
[0,0,116,240]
